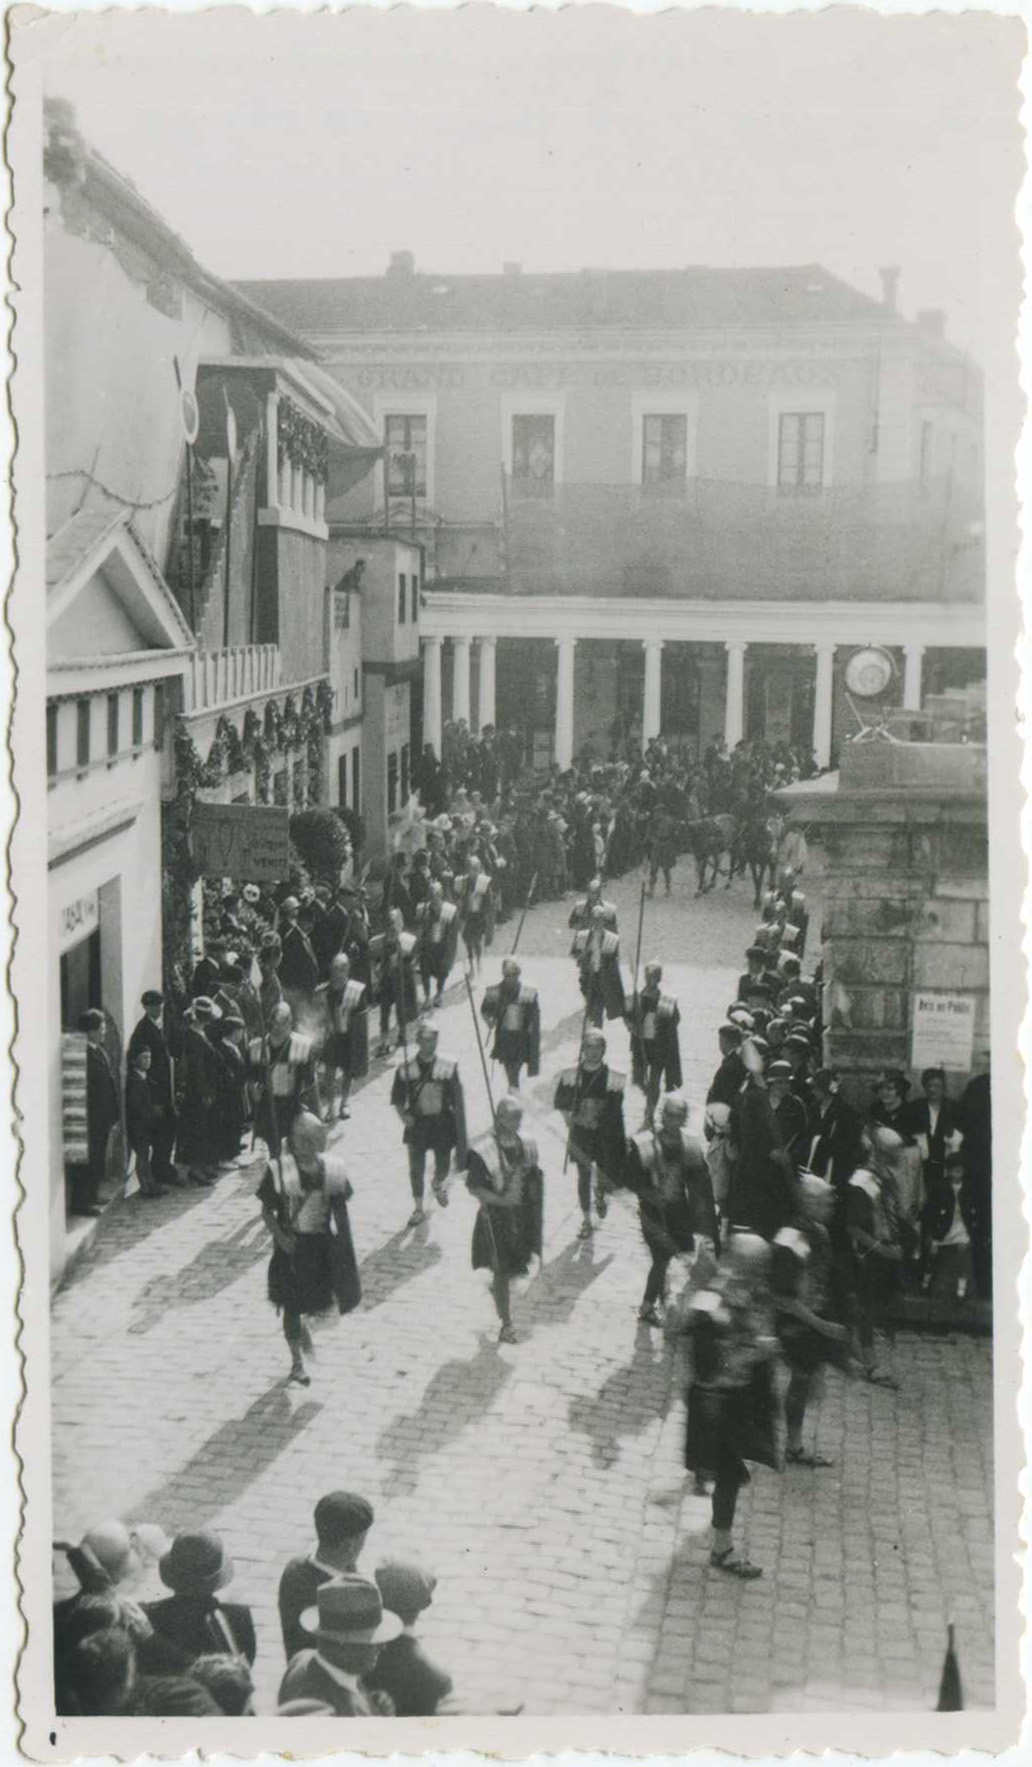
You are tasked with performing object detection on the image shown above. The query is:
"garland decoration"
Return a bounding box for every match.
[277,396,329,485]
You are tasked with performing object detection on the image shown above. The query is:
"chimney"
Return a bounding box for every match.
[878,265,900,312]
[916,308,947,341]
[503,261,522,277]
[387,250,415,278]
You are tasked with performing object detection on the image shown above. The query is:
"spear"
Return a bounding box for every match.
[561,992,594,1176]
[510,871,538,958]
[628,870,649,1094]
[462,966,502,1269]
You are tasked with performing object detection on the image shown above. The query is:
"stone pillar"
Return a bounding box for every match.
[477,637,497,732]
[423,635,443,756]
[452,636,471,726]
[555,637,576,771]
[903,642,925,711]
[724,641,747,748]
[813,643,836,770]
[642,640,664,748]
[265,392,279,509]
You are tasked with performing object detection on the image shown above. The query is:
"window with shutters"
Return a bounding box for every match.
[642,413,688,486]
[397,573,407,624]
[777,412,825,493]
[76,700,91,770]
[106,693,119,759]
[132,687,144,747]
[385,414,427,497]
[46,704,58,779]
[511,414,555,493]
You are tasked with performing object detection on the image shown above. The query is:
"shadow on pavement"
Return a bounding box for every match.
[125,1216,271,1337]
[58,1182,223,1293]
[125,1381,322,1533]
[375,1336,514,1499]
[518,1238,616,1331]
[567,1321,671,1469]
[358,1222,444,1312]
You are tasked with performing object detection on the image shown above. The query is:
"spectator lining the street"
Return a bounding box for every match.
[278,1490,375,1661]
[143,1529,257,1667]
[278,1575,403,1715]
[365,1560,455,1717]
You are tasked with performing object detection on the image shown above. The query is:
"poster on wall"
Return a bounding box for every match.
[910,991,976,1072]
[191,803,291,882]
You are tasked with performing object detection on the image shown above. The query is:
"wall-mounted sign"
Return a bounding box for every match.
[58,890,99,955]
[192,802,291,883]
[910,991,976,1073]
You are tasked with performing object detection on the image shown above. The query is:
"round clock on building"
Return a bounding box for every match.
[844,646,895,699]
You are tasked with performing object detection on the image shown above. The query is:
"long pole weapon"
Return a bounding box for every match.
[561,990,594,1176]
[509,871,538,958]
[462,967,502,1269]
[628,870,649,1102]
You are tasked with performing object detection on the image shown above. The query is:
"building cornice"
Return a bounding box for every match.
[419,591,986,651]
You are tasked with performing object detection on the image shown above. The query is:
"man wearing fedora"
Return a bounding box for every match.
[177,997,223,1186]
[127,990,181,1187]
[143,1529,256,1667]
[278,1575,403,1716]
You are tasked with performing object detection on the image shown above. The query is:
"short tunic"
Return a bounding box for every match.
[259,1160,339,1318]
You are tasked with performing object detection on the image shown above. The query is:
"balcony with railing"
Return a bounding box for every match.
[500,475,984,605]
[182,643,282,714]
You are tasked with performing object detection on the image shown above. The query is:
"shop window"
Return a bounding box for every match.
[511,414,555,493]
[338,754,348,808]
[132,687,144,748]
[106,693,119,759]
[351,746,360,814]
[397,573,407,624]
[46,704,58,779]
[411,573,419,622]
[777,412,825,494]
[76,700,91,770]
[387,751,399,814]
[642,413,688,486]
[385,414,428,497]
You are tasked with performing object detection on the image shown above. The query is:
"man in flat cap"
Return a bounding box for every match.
[127,989,181,1186]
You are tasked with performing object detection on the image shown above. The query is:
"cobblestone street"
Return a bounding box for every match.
[50,879,994,1717]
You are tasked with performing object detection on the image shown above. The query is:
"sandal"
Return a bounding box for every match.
[786,1447,835,1468]
[710,1547,763,1580]
[498,1323,518,1345]
[288,1363,311,1387]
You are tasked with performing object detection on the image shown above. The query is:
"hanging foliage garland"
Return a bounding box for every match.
[277,396,329,485]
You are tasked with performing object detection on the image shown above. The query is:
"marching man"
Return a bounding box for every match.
[481,959,541,1091]
[415,880,460,1009]
[622,1091,718,1326]
[627,960,683,1130]
[370,908,419,1056]
[250,1002,319,1158]
[391,1023,468,1227]
[571,905,627,1030]
[568,875,618,933]
[258,1111,362,1386]
[312,954,369,1122]
[466,1093,544,1345]
[455,854,495,978]
[554,1027,626,1240]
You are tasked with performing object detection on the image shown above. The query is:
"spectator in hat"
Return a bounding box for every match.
[279,896,319,1018]
[177,997,222,1187]
[921,1148,977,1303]
[213,1011,249,1166]
[905,1066,964,1200]
[805,1069,862,1190]
[737,946,769,1004]
[56,1620,136,1716]
[124,1045,169,1199]
[190,940,224,1002]
[258,935,285,1024]
[767,1059,809,1175]
[125,1674,223,1717]
[70,1008,120,1219]
[127,990,181,1186]
[365,1562,455,1717]
[726,1038,797,1240]
[278,1491,375,1662]
[706,1022,747,1110]
[143,1529,256,1667]
[277,1575,403,1716]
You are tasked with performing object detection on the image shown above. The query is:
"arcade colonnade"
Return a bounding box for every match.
[419,593,985,771]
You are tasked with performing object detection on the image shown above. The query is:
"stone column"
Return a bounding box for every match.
[423,635,443,756]
[452,636,471,726]
[477,636,497,732]
[813,643,836,770]
[555,637,576,771]
[265,392,279,509]
[642,640,664,748]
[903,642,925,711]
[724,641,747,748]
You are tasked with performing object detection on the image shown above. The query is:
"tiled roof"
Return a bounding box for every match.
[235,264,900,338]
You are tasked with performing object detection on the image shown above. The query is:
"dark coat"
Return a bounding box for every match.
[706,1049,746,1109]
[126,1014,173,1109]
[278,1556,331,1663]
[728,1078,796,1239]
[143,1595,256,1667]
[624,1129,718,1255]
[279,922,319,996]
[125,1069,160,1145]
[554,1062,626,1177]
[628,989,682,1092]
[86,1044,119,1161]
[278,1650,382,1716]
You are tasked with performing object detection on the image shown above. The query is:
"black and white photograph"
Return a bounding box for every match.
[6,4,1026,1756]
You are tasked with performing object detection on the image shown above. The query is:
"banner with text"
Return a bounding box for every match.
[910,992,976,1074]
[191,803,291,883]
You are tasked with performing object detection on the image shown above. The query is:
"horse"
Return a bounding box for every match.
[730,809,784,908]
[681,812,735,895]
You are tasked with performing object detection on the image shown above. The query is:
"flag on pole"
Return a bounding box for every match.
[936,1621,963,1711]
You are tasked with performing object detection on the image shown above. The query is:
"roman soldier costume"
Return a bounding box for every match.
[415,897,460,1004]
[370,920,419,1052]
[627,982,683,1126]
[568,885,618,933]
[623,1120,719,1323]
[554,1048,626,1234]
[571,925,626,1027]
[250,1023,319,1155]
[312,974,369,1115]
[466,1121,544,1342]
[258,1125,362,1385]
[481,971,541,1090]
